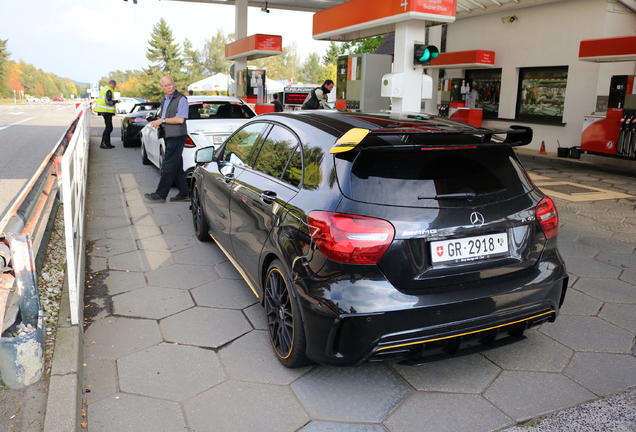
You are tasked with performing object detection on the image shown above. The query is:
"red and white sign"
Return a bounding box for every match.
[579,35,636,63]
[313,0,457,41]
[225,34,283,61]
[426,50,496,69]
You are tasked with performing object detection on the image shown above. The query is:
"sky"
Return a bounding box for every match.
[2,0,334,83]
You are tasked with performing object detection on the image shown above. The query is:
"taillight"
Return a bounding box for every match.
[184,136,196,148]
[307,211,395,264]
[132,118,146,122]
[536,196,558,239]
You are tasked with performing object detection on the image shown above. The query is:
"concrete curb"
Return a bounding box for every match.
[43,272,83,432]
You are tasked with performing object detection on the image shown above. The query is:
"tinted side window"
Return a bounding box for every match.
[253,126,301,187]
[222,123,267,167]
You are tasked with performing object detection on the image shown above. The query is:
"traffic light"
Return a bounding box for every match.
[414,44,439,65]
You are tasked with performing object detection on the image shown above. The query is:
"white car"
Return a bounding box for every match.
[140,96,256,180]
[116,97,140,114]
[25,96,39,102]
[41,96,51,103]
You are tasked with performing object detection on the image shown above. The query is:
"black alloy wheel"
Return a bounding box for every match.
[191,183,210,242]
[264,260,311,368]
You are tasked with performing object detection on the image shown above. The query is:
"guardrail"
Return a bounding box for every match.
[0,103,89,389]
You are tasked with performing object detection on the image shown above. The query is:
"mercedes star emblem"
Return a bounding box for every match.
[470,212,485,227]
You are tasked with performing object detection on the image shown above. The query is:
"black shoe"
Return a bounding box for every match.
[169,195,190,202]
[100,143,112,149]
[144,193,166,202]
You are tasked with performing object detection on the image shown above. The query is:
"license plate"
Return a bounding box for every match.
[430,232,509,264]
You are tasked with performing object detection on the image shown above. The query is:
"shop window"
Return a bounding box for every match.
[465,69,502,119]
[516,66,568,125]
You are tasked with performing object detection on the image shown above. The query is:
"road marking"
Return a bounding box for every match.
[9,112,25,115]
[0,117,35,131]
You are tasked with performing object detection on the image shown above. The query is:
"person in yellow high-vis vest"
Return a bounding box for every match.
[93,80,120,149]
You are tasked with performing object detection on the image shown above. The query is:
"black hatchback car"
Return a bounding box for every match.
[190,111,568,367]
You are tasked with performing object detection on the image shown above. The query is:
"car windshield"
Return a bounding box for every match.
[131,103,158,113]
[188,102,255,120]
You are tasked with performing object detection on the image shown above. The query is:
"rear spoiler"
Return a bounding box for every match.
[330,125,533,154]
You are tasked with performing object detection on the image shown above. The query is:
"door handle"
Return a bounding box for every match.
[260,190,277,204]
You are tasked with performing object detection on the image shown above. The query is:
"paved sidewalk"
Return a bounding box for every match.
[82,116,636,432]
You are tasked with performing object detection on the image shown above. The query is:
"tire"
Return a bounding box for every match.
[141,141,151,165]
[191,183,211,242]
[122,132,133,148]
[264,260,311,368]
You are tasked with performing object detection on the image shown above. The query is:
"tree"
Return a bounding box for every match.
[341,36,384,55]
[250,43,300,81]
[297,52,328,85]
[201,30,233,76]
[0,39,11,97]
[322,41,346,68]
[144,18,187,99]
[183,38,204,81]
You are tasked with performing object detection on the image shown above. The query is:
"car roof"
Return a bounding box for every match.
[254,111,532,149]
[186,95,245,103]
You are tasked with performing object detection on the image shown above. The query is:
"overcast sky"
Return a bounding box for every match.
[2,0,333,83]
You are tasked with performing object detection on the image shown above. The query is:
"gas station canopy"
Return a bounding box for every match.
[169,0,582,19]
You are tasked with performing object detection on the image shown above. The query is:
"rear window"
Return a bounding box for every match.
[188,102,255,120]
[345,144,533,208]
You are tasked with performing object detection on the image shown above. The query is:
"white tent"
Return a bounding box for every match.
[187,74,231,92]
[266,79,285,94]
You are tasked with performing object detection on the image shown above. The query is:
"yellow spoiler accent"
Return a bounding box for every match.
[330,128,370,154]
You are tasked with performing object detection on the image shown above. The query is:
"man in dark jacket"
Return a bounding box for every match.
[144,76,191,203]
[301,80,334,110]
[272,93,284,112]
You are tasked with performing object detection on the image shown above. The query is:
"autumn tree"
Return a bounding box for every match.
[250,43,300,81]
[0,39,11,96]
[144,18,187,98]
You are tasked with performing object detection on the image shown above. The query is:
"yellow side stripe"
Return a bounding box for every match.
[376,311,554,352]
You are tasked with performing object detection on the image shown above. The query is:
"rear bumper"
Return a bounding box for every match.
[296,258,568,366]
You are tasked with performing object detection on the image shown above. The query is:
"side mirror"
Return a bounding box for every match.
[195,146,216,164]
[146,113,156,121]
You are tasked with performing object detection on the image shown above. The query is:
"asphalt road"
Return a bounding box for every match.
[0,101,78,218]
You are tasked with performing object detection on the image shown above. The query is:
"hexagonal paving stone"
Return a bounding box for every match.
[215,260,243,279]
[564,257,621,279]
[131,213,183,227]
[89,238,138,258]
[219,331,312,384]
[244,303,266,330]
[558,289,603,316]
[106,224,163,240]
[118,343,225,402]
[113,286,194,319]
[172,243,228,266]
[391,353,501,393]
[145,263,219,289]
[540,315,634,354]
[292,364,410,422]
[101,270,147,296]
[184,380,310,432]
[108,250,173,272]
[484,371,596,421]
[89,393,187,432]
[595,252,636,270]
[86,216,131,231]
[300,422,387,432]
[385,393,512,432]
[84,317,162,360]
[160,307,251,348]
[160,219,197,236]
[83,358,117,405]
[191,278,258,309]
[599,303,636,333]
[136,234,196,252]
[482,330,573,372]
[565,352,636,396]
[574,278,636,303]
